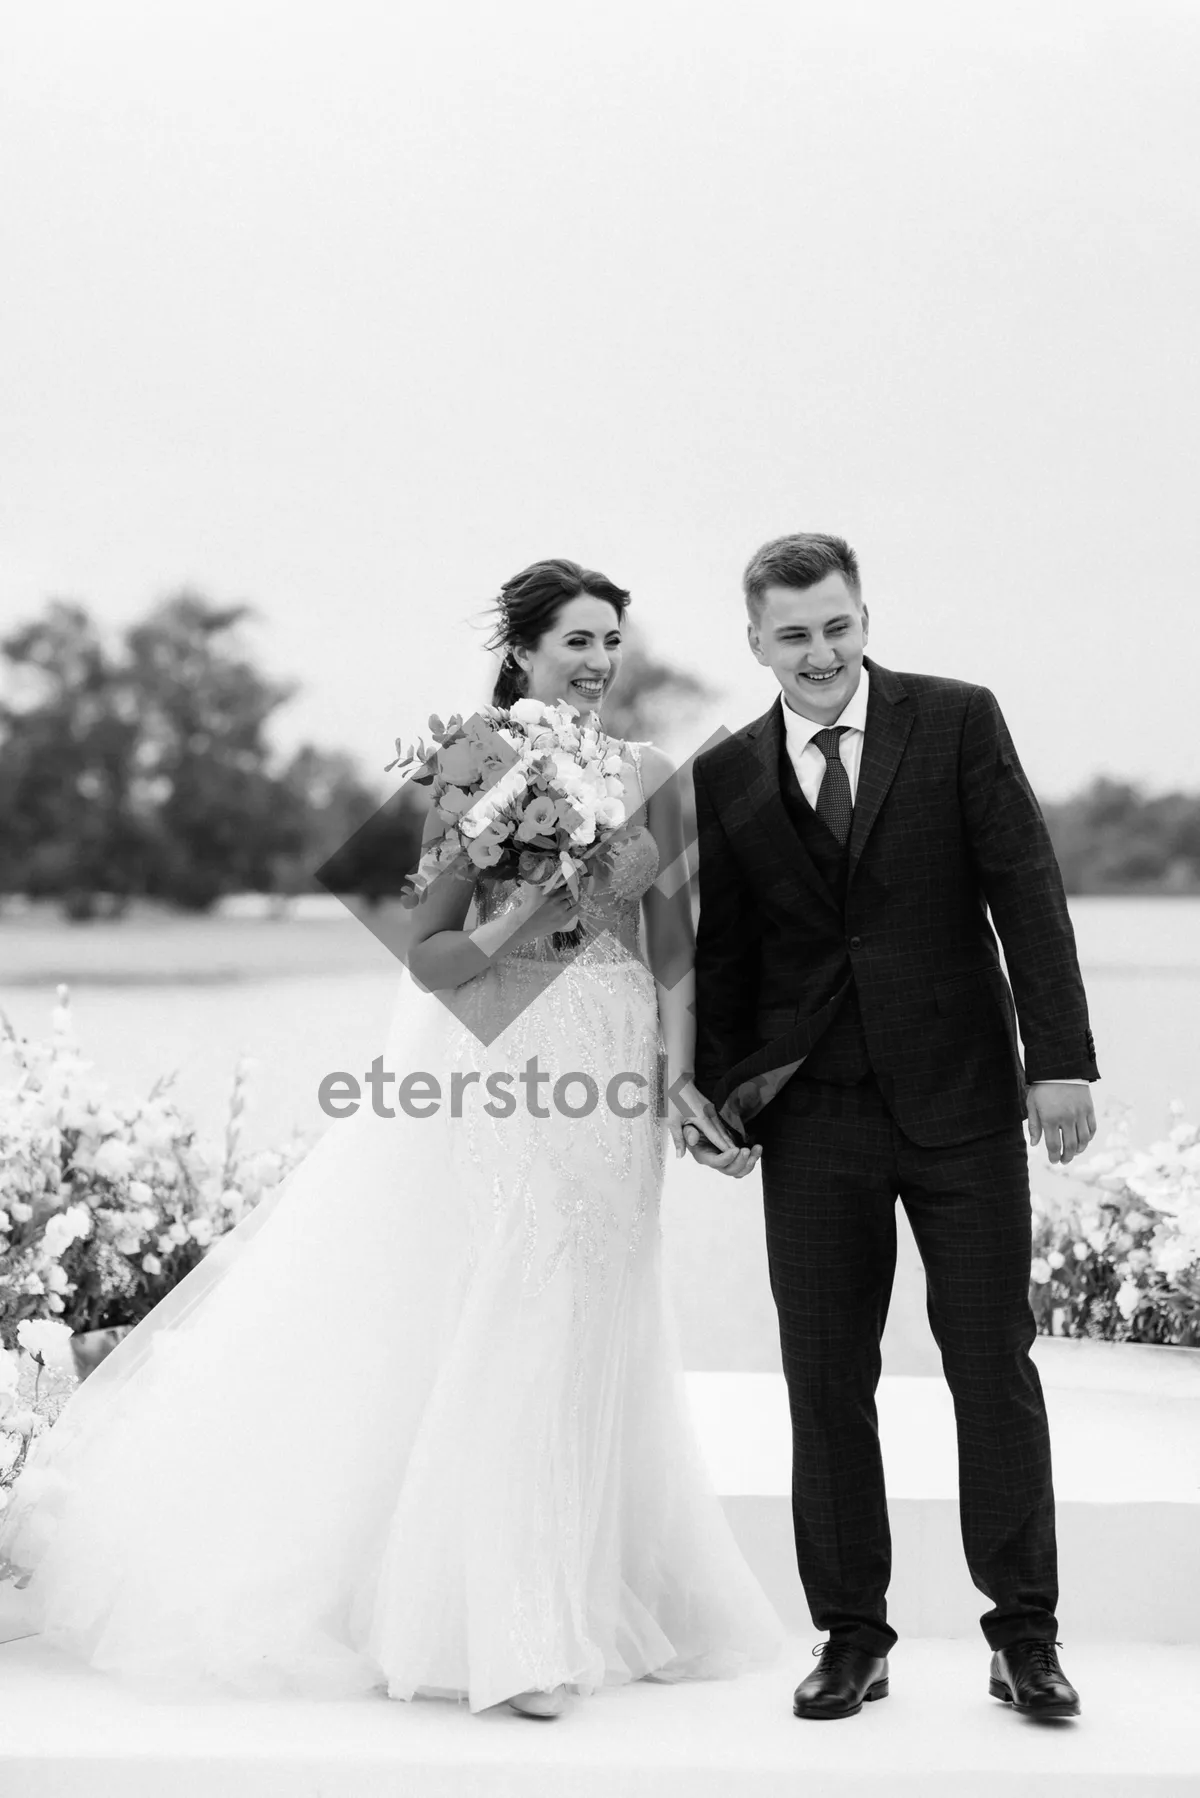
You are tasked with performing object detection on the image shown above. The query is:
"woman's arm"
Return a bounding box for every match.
[639,746,757,1172]
[406,812,577,992]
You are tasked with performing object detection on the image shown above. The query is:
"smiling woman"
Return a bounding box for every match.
[485,558,630,714]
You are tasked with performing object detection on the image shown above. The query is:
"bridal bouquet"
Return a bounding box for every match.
[387,700,628,940]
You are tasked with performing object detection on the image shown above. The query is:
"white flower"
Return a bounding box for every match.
[219,1187,244,1211]
[45,1264,71,1295]
[156,1233,175,1255]
[1047,1250,1065,1269]
[167,1221,189,1247]
[0,1350,19,1395]
[7,1408,36,1438]
[1151,1235,1196,1277]
[47,1293,65,1313]
[9,1201,33,1224]
[187,1215,215,1247]
[128,1180,155,1206]
[16,1318,72,1365]
[114,1231,143,1255]
[0,1209,10,1234]
[0,1434,21,1475]
[592,794,626,831]
[1115,1279,1142,1321]
[93,1138,137,1181]
[1030,1257,1052,1284]
[41,1203,91,1259]
[138,1207,159,1230]
[508,698,553,726]
[1071,1241,1090,1261]
[141,1253,162,1276]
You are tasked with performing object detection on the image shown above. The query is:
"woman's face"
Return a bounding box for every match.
[514,595,624,714]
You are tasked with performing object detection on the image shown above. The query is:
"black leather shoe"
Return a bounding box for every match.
[989,1640,1081,1718]
[793,1641,889,1719]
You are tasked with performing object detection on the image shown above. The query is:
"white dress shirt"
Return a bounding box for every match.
[781,666,871,807]
[780,667,1087,1086]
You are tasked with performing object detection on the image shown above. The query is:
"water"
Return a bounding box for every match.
[2,898,1197,1372]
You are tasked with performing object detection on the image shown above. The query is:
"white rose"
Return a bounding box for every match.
[1047,1250,1065,1270]
[1029,1257,1052,1285]
[1071,1241,1090,1261]
[47,1293,65,1313]
[187,1216,215,1247]
[168,1221,189,1247]
[45,1265,71,1295]
[9,1201,33,1223]
[141,1253,162,1276]
[508,698,551,726]
[114,1231,143,1255]
[128,1180,155,1206]
[156,1233,175,1255]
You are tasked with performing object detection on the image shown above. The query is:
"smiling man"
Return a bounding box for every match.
[688,532,1098,1726]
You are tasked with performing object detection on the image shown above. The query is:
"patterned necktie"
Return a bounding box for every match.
[812,726,852,845]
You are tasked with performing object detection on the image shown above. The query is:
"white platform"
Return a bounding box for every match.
[686,1342,1200,1644]
[1,1635,1198,1797]
[3,1343,1199,1793]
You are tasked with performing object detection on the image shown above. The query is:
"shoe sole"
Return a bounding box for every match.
[794,1677,889,1719]
[989,1677,1080,1718]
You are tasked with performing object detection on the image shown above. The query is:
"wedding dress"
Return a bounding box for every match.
[0,744,783,1711]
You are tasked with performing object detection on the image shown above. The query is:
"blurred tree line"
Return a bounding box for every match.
[0,593,712,919]
[4,591,1197,919]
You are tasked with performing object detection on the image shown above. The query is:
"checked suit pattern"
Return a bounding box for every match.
[692,658,1098,1656]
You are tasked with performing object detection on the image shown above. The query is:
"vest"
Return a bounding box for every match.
[778,739,873,1084]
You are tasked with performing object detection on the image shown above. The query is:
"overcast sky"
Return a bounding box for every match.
[2,0,1197,795]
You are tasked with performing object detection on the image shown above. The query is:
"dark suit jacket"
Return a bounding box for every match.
[692,658,1098,1148]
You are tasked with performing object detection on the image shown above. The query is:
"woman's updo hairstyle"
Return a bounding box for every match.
[485,558,631,709]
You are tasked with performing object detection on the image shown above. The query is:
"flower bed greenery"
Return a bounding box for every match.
[1030,1108,1200,1346]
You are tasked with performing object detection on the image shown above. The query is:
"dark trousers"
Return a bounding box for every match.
[757,1074,1058,1656]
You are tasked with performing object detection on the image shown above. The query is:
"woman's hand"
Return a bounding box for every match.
[508,881,579,944]
[668,1077,762,1176]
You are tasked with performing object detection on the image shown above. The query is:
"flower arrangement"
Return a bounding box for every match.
[0,989,305,1353]
[386,700,628,945]
[1030,1105,1200,1346]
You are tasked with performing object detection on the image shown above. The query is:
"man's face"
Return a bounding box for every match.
[747,574,869,723]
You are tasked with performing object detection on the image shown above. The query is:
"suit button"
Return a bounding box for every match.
[849,935,862,950]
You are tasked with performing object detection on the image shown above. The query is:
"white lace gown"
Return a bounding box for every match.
[0,749,783,1711]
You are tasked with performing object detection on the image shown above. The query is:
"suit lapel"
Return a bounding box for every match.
[740,697,840,914]
[847,659,914,881]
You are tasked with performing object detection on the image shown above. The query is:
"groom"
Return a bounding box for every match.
[687,533,1097,1722]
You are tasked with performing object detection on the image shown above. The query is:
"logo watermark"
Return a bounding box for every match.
[318,1052,699,1123]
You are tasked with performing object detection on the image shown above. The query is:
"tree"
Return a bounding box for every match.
[123,593,308,909]
[0,602,150,916]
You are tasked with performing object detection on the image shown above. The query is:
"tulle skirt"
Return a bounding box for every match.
[1,945,782,1711]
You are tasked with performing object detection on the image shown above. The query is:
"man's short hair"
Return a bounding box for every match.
[743,533,861,621]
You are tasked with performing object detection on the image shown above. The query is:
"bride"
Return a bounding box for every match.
[0,557,782,1718]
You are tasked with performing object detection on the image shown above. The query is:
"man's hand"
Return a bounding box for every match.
[1026,1082,1097,1165]
[681,1117,762,1178]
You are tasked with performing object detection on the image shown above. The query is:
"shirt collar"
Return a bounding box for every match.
[781,665,871,753]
